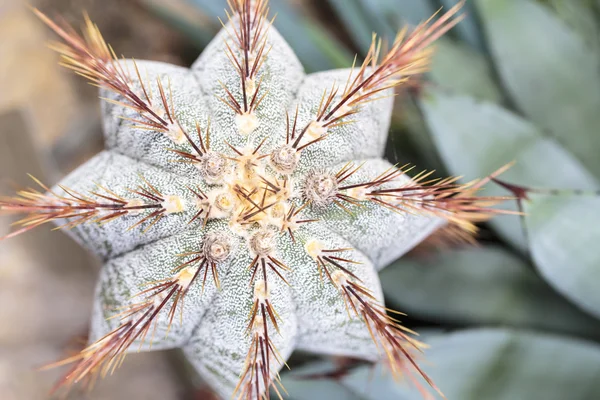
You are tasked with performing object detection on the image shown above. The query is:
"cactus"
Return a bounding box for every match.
[0,1,516,399]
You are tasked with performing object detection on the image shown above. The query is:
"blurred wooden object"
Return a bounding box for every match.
[0,3,184,399]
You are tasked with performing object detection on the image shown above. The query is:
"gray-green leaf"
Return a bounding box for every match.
[440,0,485,50]
[524,191,600,319]
[430,38,503,103]
[381,246,600,338]
[477,0,600,178]
[342,329,600,399]
[419,89,599,252]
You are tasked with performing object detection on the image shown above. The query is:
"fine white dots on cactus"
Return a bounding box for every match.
[235,111,260,135]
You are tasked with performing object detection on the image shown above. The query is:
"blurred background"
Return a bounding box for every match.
[1,0,600,399]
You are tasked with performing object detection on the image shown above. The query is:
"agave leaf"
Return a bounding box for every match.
[302,22,354,69]
[439,0,485,50]
[523,191,600,319]
[325,0,377,52]
[394,37,501,173]
[393,93,447,173]
[279,361,364,400]
[363,0,437,25]
[282,380,362,400]
[341,329,600,399]
[540,0,600,51]
[381,246,600,339]
[419,89,599,252]
[357,0,436,39]
[477,0,600,178]
[430,38,502,103]
[265,0,352,71]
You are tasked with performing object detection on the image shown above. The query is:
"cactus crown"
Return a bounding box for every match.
[0,1,513,399]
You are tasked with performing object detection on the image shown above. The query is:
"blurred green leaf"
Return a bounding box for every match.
[326,0,376,52]
[393,93,447,172]
[303,23,353,69]
[538,0,600,50]
[419,89,599,252]
[381,246,600,338]
[430,38,502,103]
[280,361,363,400]
[184,0,225,16]
[477,0,600,178]
[524,191,600,319]
[266,0,352,71]
[341,329,600,399]
[363,0,437,27]
[283,380,362,400]
[395,37,501,173]
[356,0,437,41]
[439,0,485,50]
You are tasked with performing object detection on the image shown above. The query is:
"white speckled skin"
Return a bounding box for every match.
[52,22,443,399]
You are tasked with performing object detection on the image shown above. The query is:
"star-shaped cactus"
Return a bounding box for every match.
[0,1,510,398]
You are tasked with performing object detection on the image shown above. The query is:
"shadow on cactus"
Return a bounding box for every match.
[0,1,514,399]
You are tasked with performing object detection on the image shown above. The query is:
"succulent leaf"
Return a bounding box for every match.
[524,191,600,319]
[477,0,600,178]
[381,246,600,339]
[439,0,485,50]
[420,89,599,252]
[338,329,600,399]
[429,38,502,104]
